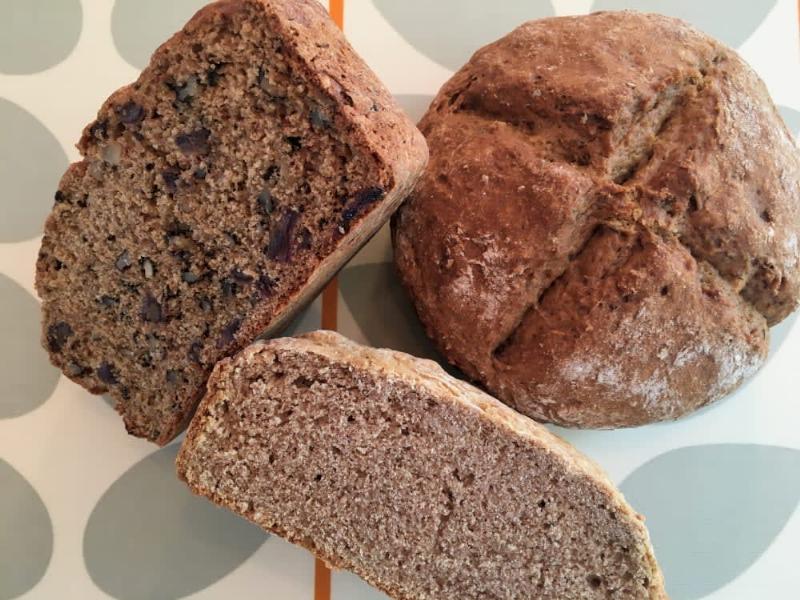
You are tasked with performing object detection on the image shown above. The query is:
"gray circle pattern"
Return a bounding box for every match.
[393,94,434,124]
[84,443,267,600]
[0,459,53,600]
[620,444,800,600]
[0,98,69,242]
[111,0,209,70]
[0,0,82,74]
[373,0,555,71]
[0,273,60,419]
[590,0,776,48]
[779,105,800,139]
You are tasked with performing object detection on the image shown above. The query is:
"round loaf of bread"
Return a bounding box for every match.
[392,11,800,428]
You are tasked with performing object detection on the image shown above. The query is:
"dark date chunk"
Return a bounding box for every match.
[47,321,73,353]
[165,369,184,385]
[339,186,385,233]
[118,101,144,124]
[256,273,274,298]
[97,362,118,385]
[298,227,312,250]
[54,190,67,204]
[98,294,119,308]
[188,341,203,364]
[217,317,242,349]
[89,119,108,139]
[310,107,331,129]
[140,293,163,323]
[266,210,299,262]
[285,136,302,152]
[162,167,180,192]
[257,190,273,215]
[207,62,226,86]
[181,271,200,284]
[176,128,210,155]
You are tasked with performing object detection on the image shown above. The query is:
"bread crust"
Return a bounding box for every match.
[393,11,800,428]
[35,0,427,444]
[178,330,667,599]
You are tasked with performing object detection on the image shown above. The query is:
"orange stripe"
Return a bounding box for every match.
[329,0,344,30]
[315,2,342,597]
[321,278,339,330]
[314,557,332,600]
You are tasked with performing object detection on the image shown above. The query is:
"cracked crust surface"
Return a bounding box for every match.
[35,0,427,444]
[392,11,800,428]
[178,330,666,600]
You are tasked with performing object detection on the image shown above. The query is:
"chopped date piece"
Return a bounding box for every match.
[339,186,385,233]
[115,250,132,271]
[256,273,274,298]
[207,62,226,86]
[99,294,119,308]
[285,136,302,152]
[221,277,238,298]
[198,296,213,312]
[194,167,207,180]
[299,227,312,250]
[266,210,299,262]
[47,321,73,353]
[188,341,203,364]
[162,167,181,192]
[118,101,145,124]
[140,293,163,323]
[97,362,118,385]
[257,190,273,215]
[181,271,200,284]
[165,369,184,385]
[217,317,242,349]
[54,190,66,204]
[310,107,331,129]
[175,128,211,155]
[263,165,279,182]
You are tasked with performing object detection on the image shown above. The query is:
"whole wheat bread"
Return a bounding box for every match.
[393,11,799,428]
[35,0,427,444]
[177,331,666,599]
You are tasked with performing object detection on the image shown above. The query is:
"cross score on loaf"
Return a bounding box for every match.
[393,11,800,428]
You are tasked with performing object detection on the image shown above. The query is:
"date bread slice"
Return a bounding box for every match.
[35,0,427,444]
[177,331,666,600]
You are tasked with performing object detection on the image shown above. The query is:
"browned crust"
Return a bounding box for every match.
[35,0,427,444]
[392,11,799,429]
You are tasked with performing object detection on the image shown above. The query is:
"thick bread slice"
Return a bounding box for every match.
[177,331,667,599]
[35,0,427,444]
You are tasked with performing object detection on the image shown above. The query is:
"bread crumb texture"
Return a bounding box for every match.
[178,330,667,600]
[35,0,426,444]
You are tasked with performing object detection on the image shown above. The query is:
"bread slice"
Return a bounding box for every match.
[177,331,666,599]
[35,0,427,444]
